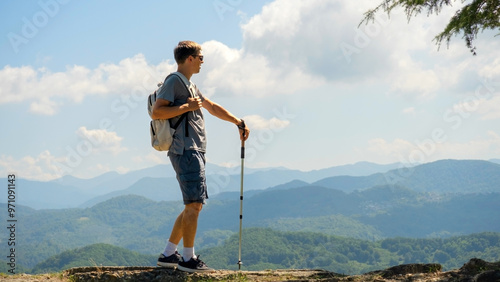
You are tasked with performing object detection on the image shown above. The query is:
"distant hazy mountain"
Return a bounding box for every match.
[1,161,401,210]
[313,159,500,193]
[79,176,182,208]
[489,158,500,165]
[303,161,403,180]
[50,164,176,195]
[2,159,498,210]
[79,162,403,208]
[8,178,92,209]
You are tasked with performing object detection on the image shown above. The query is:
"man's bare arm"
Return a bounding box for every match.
[151,97,202,120]
[202,97,250,141]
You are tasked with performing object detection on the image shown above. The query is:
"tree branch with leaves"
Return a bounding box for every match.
[360,0,500,55]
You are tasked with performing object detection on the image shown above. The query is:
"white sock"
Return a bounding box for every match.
[163,241,177,257]
[183,247,196,261]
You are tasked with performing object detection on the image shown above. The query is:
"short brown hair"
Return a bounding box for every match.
[174,41,202,64]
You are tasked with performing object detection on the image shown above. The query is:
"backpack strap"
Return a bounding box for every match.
[169,73,194,137]
[171,111,187,130]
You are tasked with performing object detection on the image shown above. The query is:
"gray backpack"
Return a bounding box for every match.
[147,74,189,151]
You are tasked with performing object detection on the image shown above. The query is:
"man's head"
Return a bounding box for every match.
[174,41,204,75]
[174,41,202,64]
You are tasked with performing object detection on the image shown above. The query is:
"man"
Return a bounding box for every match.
[152,40,250,273]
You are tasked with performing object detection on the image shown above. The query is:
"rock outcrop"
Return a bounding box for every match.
[3,258,500,281]
[64,258,500,282]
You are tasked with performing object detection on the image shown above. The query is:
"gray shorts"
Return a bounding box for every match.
[168,150,208,205]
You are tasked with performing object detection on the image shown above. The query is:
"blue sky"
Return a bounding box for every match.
[1,0,499,181]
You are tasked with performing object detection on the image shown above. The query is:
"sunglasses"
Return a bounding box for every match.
[192,55,204,61]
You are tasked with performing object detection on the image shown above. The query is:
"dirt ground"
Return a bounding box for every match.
[2,258,499,281]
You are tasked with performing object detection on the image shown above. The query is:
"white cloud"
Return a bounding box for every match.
[0,127,128,180]
[133,152,169,165]
[447,74,500,121]
[477,96,500,120]
[2,0,497,113]
[241,0,360,79]
[364,138,415,161]
[240,0,424,83]
[200,40,323,97]
[362,132,500,165]
[0,65,38,103]
[243,114,290,130]
[402,107,416,116]
[0,54,175,115]
[29,97,60,115]
[389,57,441,99]
[2,0,499,182]
[242,0,304,40]
[115,166,130,174]
[75,126,126,154]
[0,151,66,181]
[479,57,500,80]
[236,0,500,101]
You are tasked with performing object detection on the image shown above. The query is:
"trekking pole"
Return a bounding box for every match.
[237,120,246,270]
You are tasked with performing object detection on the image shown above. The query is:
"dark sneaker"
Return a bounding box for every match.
[157,251,181,268]
[177,255,215,273]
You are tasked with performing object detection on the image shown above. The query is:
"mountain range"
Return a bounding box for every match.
[313,159,500,193]
[1,160,405,209]
[2,159,500,210]
[1,159,500,270]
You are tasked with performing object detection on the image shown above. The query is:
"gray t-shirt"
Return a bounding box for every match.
[157,72,207,155]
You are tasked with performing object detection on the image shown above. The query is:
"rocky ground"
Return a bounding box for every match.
[2,258,499,281]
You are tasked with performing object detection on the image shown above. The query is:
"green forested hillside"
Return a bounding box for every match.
[201,229,500,274]
[360,192,500,237]
[5,195,185,269]
[257,214,384,241]
[18,229,500,276]
[199,185,500,237]
[0,261,30,274]
[3,185,500,270]
[30,243,156,274]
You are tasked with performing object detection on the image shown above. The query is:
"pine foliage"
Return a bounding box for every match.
[361,0,500,55]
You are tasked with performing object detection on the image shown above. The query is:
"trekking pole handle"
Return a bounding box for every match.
[237,119,246,159]
[237,119,246,134]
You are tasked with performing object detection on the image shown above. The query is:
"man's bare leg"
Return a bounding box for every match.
[168,211,185,245]
[167,203,202,259]
[180,203,202,259]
